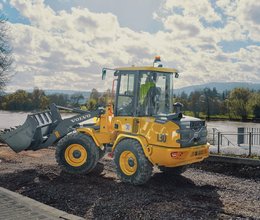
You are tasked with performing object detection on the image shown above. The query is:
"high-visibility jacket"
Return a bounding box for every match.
[139,82,155,104]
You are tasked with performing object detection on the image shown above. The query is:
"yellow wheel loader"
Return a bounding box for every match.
[0,57,209,185]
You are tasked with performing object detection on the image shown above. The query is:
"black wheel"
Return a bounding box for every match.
[114,139,153,185]
[56,132,99,174]
[159,166,187,176]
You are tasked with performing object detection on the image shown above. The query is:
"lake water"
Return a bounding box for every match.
[1,110,259,131]
[0,111,29,129]
[0,110,76,130]
[207,120,260,133]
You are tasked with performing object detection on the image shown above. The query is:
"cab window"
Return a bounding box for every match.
[117,73,135,116]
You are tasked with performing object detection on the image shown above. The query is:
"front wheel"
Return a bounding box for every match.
[55,132,99,174]
[114,139,153,185]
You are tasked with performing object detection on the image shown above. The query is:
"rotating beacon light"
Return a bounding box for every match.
[153,56,163,67]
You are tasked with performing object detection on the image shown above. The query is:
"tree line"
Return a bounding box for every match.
[0,87,259,121]
[1,86,260,121]
[0,88,112,112]
[174,87,260,120]
[0,88,85,111]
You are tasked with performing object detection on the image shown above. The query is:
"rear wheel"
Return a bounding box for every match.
[56,132,99,174]
[114,139,153,185]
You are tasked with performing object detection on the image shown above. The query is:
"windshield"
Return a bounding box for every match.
[138,71,173,116]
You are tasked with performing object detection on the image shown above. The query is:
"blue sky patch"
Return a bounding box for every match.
[218,40,260,53]
[1,1,30,25]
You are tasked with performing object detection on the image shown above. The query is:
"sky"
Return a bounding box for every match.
[0,0,260,92]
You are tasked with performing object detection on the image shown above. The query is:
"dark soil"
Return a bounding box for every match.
[0,146,259,219]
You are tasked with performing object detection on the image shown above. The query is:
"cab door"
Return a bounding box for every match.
[114,71,138,117]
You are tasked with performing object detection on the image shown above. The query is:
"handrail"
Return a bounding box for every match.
[208,128,260,156]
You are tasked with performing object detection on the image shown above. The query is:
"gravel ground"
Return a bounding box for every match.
[0,145,259,220]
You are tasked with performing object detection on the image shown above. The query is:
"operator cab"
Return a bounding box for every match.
[113,66,178,117]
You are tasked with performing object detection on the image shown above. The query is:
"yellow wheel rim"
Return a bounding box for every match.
[64,144,87,167]
[119,151,137,176]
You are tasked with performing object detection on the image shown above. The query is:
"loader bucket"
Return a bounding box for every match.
[0,103,99,153]
[0,116,38,152]
[0,110,55,153]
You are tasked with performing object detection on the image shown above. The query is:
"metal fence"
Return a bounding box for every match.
[208,127,260,156]
[238,127,260,146]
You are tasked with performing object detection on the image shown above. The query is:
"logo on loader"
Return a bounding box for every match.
[71,114,91,123]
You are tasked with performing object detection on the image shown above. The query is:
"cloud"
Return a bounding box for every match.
[236,0,260,41]
[216,0,260,41]
[5,0,260,93]
[161,0,221,22]
[163,15,202,38]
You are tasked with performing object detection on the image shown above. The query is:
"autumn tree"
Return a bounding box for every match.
[0,14,12,92]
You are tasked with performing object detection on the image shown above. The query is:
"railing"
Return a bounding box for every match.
[238,127,260,146]
[208,128,260,156]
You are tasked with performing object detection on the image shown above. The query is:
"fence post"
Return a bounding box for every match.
[237,127,244,146]
[217,132,220,154]
[212,128,215,145]
[249,132,252,156]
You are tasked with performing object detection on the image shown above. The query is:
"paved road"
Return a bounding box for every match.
[0,187,84,220]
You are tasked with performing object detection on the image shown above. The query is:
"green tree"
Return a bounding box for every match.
[249,92,260,118]
[202,87,221,119]
[70,93,84,107]
[89,88,100,101]
[39,95,49,109]
[1,90,32,110]
[228,88,251,121]
[31,87,46,109]
[86,98,97,110]
[98,89,113,107]
[48,93,69,106]
[174,91,188,112]
[85,88,100,110]
[189,91,202,117]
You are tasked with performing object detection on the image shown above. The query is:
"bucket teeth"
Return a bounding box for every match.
[0,126,16,135]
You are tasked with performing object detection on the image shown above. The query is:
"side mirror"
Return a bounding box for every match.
[102,68,106,80]
[175,72,179,78]
[114,71,119,76]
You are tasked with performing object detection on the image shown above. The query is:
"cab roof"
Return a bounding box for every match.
[115,66,178,73]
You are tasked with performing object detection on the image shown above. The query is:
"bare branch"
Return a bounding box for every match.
[0,13,13,92]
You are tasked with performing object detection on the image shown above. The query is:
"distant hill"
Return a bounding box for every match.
[174,82,260,95]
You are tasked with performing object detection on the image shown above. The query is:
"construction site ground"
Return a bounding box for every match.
[0,145,259,219]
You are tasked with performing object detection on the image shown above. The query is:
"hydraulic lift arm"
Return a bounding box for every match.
[0,104,104,152]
